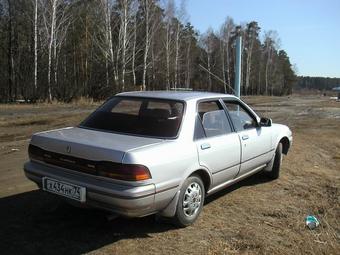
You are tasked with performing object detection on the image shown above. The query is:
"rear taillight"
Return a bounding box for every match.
[28,144,151,181]
[28,144,44,161]
[98,163,151,181]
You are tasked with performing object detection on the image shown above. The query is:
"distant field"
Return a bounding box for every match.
[0,95,339,254]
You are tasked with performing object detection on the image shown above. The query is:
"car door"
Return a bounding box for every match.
[223,100,272,176]
[195,100,241,188]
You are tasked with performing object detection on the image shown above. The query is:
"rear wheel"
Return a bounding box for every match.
[173,175,205,227]
[266,143,283,180]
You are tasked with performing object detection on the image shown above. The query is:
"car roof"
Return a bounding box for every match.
[116,91,237,101]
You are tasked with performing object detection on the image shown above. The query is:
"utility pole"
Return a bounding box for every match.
[234,26,242,98]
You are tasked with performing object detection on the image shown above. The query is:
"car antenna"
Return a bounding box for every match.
[198,64,236,94]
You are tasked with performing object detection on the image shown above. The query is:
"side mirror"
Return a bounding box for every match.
[259,117,272,127]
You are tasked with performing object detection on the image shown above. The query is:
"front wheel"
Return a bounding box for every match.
[173,175,205,227]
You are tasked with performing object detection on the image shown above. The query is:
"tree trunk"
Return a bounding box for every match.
[207,53,212,91]
[174,22,180,88]
[225,40,231,91]
[7,0,14,102]
[132,12,137,87]
[105,0,116,90]
[220,39,226,93]
[142,0,150,91]
[185,38,191,88]
[105,58,109,87]
[165,20,171,90]
[33,0,38,94]
[53,31,57,89]
[245,46,252,95]
[120,0,128,91]
[265,46,271,95]
[84,14,89,95]
[47,0,57,102]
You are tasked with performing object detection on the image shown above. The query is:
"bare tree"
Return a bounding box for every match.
[263,30,279,95]
[93,0,117,89]
[0,0,296,101]
[41,0,72,102]
[173,20,180,88]
[173,0,187,87]
[244,21,259,95]
[105,0,116,87]
[120,0,128,90]
[6,0,14,101]
[141,0,159,90]
[163,0,175,90]
[219,17,234,91]
[183,23,195,89]
[200,29,215,91]
[117,0,138,91]
[131,4,138,86]
[184,29,191,88]
[33,0,38,93]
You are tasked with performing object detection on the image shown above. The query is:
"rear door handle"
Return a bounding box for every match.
[201,143,211,150]
[242,135,249,140]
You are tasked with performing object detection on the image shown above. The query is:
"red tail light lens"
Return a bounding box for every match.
[98,164,151,181]
[28,144,151,181]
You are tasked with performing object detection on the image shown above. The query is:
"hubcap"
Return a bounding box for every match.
[183,182,202,217]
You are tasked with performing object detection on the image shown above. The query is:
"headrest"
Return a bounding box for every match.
[140,109,170,119]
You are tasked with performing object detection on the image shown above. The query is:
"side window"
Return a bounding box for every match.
[223,101,257,131]
[197,101,232,138]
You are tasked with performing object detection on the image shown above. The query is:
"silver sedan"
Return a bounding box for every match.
[24,91,292,226]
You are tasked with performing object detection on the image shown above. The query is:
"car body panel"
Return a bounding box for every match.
[195,133,241,186]
[237,127,273,176]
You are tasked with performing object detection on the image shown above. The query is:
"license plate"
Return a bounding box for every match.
[42,177,86,202]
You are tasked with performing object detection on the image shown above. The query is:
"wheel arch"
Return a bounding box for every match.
[279,136,290,155]
[189,169,212,193]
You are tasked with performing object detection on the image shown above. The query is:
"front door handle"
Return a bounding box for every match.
[201,143,211,150]
[242,135,249,140]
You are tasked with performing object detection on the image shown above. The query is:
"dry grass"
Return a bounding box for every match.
[0,94,339,255]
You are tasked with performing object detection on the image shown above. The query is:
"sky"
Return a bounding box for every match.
[180,0,340,78]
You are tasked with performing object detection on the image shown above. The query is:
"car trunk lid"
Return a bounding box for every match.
[30,127,164,163]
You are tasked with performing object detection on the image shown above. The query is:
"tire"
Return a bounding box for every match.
[173,175,205,227]
[266,143,283,180]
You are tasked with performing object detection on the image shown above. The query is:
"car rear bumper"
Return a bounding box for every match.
[24,161,159,217]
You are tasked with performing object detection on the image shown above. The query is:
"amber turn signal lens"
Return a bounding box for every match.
[98,164,151,181]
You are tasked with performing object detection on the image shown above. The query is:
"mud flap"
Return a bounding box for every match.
[263,153,275,172]
[158,190,180,217]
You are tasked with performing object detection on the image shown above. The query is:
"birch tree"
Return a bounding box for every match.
[219,17,234,90]
[33,0,38,94]
[131,3,138,86]
[263,30,279,95]
[244,21,259,95]
[200,29,215,91]
[93,0,117,89]
[41,0,72,102]
[173,0,187,87]
[163,0,175,89]
[141,0,159,90]
[116,0,138,91]
[0,1,297,101]
[5,0,14,101]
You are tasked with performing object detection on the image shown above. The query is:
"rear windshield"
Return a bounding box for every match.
[80,97,185,138]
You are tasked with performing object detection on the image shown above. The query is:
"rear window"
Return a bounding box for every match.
[80,97,185,138]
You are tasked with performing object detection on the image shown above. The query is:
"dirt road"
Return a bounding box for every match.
[0,95,339,254]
